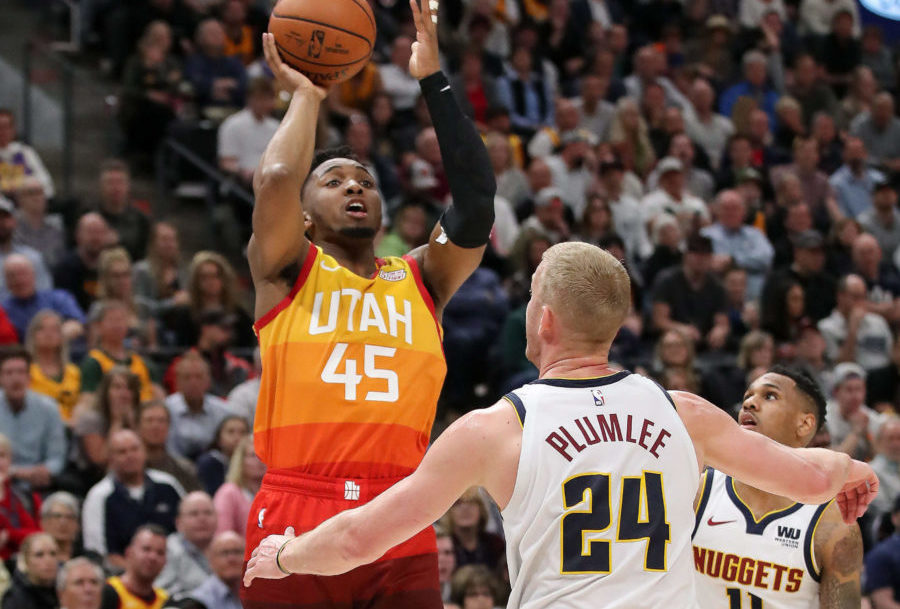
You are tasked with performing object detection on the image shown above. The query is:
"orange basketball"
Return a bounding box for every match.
[268,0,376,86]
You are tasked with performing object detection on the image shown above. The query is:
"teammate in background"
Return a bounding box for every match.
[242,0,495,605]
[693,367,863,608]
[245,242,877,609]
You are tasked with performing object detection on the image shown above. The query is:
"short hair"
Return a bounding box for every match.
[450,565,500,606]
[0,344,31,369]
[537,242,631,345]
[743,50,767,68]
[56,557,103,593]
[100,158,129,176]
[176,350,210,378]
[139,400,170,423]
[767,365,827,431]
[301,146,360,194]
[41,491,80,520]
[247,77,274,98]
[130,523,168,546]
[92,298,130,323]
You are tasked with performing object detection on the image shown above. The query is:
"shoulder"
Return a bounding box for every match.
[814,502,862,573]
[146,469,184,494]
[85,476,116,503]
[26,391,60,417]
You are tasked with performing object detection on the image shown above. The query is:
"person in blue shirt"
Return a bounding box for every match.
[865,494,900,608]
[719,50,780,125]
[1,254,85,341]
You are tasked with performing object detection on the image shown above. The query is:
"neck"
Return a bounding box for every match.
[101,341,127,359]
[244,479,261,495]
[79,248,100,267]
[539,352,614,379]
[144,444,166,461]
[185,395,205,411]
[6,396,25,412]
[34,349,60,367]
[121,572,154,597]
[223,576,241,595]
[55,539,73,560]
[318,240,378,278]
[696,107,711,120]
[732,479,796,514]
[21,210,43,227]
[877,206,894,221]
[118,471,143,487]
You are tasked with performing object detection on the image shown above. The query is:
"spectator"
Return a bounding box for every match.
[217,78,278,187]
[55,557,103,609]
[868,341,900,412]
[91,247,156,350]
[573,195,615,247]
[719,51,779,125]
[0,195,53,300]
[641,157,710,237]
[53,213,112,312]
[326,62,383,122]
[819,274,893,371]
[435,525,456,604]
[12,177,65,269]
[184,531,243,609]
[573,74,615,141]
[821,9,862,94]
[761,229,837,322]
[212,436,263,537]
[220,0,255,65]
[0,110,54,199]
[408,127,449,205]
[869,418,900,518]
[447,487,505,570]
[0,431,40,561]
[195,415,249,497]
[685,78,734,171]
[838,66,879,130]
[811,112,843,175]
[519,188,569,244]
[25,311,81,424]
[2,254,85,342]
[648,133,715,203]
[799,0,860,38]
[596,159,650,265]
[701,189,774,299]
[645,328,700,394]
[449,50,500,128]
[137,401,201,493]
[771,137,840,233]
[860,26,895,93]
[184,19,247,115]
[448,564,503,609]
[165,353,230,461]
[527,98,581,160]
[39,492,88,564]
[622,46,689,110]
[496,45,555,138]
[378,35,421,121]
[865,495,900,609]
[861,180,900,260]
[0,346,66,491]
[788,54,837,128]
[80,300,156,402]
[82,430,183,569]
[94,161,151,263]
[344,115,401,207]
[739,0,787,31]
[761,280,809,348]
[830,137,884,219]
[851,92,900,173]
[132,221,188,312]
[100,525,169,609]
[2,532,59,609]
[545,129,596,217]
[825,216,860,278]
[642,215,683,289]
[851,233,900,321]
[374,203,429,259]
[608,97,655,178]
[485,132,529,211]
[224,346,258,424]
[155,491,217,600]
[826,362,886,460]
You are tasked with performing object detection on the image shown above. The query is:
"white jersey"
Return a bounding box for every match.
[693,469,829,609]
[501,372,700,609]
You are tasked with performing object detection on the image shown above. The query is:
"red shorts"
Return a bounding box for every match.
[241,469,442,609]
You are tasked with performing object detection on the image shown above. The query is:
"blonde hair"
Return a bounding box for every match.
[25,310,70,366]
[188,251,238,316]
[737,330,774,370]
[16,532,56,576]
[0,432,10,454]
[226,435,254,488]
[537,242,631,344]
[97,247,133,302]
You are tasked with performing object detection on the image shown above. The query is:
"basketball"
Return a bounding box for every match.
[268,0,377,86]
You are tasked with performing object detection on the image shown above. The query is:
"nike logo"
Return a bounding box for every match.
[440,85,451,92]
[707,517,736,527]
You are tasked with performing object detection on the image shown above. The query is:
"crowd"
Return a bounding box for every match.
[1,0,900,606]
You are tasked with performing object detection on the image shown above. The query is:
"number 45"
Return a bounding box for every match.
[321,343,399,402]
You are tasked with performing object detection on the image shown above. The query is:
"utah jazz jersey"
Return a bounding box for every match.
[253,244,446,479]
[693,469,828,609]
[501,372,700,609]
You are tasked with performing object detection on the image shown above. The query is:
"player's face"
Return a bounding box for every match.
[738,373,813,448]
[304,159,382,242]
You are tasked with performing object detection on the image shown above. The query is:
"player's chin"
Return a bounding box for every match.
[338,225,378,239]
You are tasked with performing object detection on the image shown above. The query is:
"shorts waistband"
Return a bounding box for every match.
[261,469,406,502]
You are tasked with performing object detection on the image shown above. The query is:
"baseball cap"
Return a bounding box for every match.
[657,157,684,175]
[535,187,566,208]
[0,195,14,215]
[686,234,713,254]
[832,362,866,388]
[791,229,825,250]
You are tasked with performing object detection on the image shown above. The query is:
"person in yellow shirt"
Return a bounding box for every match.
[25,311,80,423]
[101,526,168,609]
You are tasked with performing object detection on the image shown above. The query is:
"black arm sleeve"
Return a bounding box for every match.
[419,71,496,248]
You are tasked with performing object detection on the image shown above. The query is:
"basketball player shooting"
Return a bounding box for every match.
[245,242,878,609]
[693,367,863,608]
[241,0,495,606]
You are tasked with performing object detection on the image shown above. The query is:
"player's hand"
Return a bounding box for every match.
[835,460,879,525]
[243,526,297,587]
[409,0,441,79]
[261,33,328,100]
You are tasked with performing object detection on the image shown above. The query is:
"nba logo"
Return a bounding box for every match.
[309,30,325,58]
[591,389,605,407]
[345,480,360,501]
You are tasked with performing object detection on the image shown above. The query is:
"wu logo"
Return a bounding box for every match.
[777,526,801,540]
[591,389,605,407]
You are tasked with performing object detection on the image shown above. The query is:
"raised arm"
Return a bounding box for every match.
[247,33,327,291]
[406,0,496,312]
[671,391,878,524]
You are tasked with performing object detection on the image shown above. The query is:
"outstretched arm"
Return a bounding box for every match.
[243,401,520,584]
[671,391,878,524]
[248,33,327,296]
[406,0,496,312]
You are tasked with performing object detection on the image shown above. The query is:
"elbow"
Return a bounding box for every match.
[335,521,378,572]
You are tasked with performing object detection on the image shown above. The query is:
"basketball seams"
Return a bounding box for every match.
[346,0,376,30]
[270,13,375,46]
[274,39,371,69]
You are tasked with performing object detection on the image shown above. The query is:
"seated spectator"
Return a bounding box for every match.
[496,45,555,138]
[155,491,217,600]
[861,180,900,261]
[869,418,900,519]
[0,110,54,199]
[651,235,729,351]
[830,137,883,220]
[0,196,52,300]
[344,115,401,207]
[761,229,837,322]
[448,564,503,609]
[2,532,58,609]
[608,98,655,179]
[641,215,682,290]
[788,55,837,129]
[761,280,810,349]
[719,51,779,125]
[811,112,844,175]
[684,78,733,171]
[573,195,615,247]
[573,74,615,142]
[821,10,861,94]
[865,495,900,608]
[213,436,264,537]
[641,157,709,237]
[861,25,894,92]
[647,134,715,203]
[184,531,243,609]
[643,328,700,392]
[2,254,85,341]
[819,274,893,372]
[82,430,183,569]
[837,66,877,130]
[94,161,151,263]
[138,401,201,493]
[25,311,81,424]
[12,177,65,269]
[851,233,900,321]
[527,98,581,160]
[447,487,505,570]
[38,492,89,564]
[374,202,429,259]
[825,217,860,279]
[225,347,259,424]
[868,341,900,412]
[851,92,900,174]
[80,300,156,402]
[56,557,103,609]
[378,36,421,122]
[217,78,278,187]
[519,188,570,244]
[546,130,596,218]
[596,159,650,266]
[449,50,500,128]
[184,19,247,115]
[132,221,188,312]
[701,189,774,299]
[101,526,169,608]
[91,247,156,350]
[722,266,756,343]
[826,363,886,461]
[771,137,840,233]
[0,346,66,491]
[195,416,248,497]
[53,213,112,312]
[220,0,255,65]
[165,353,230,461]
[435,525,456,604]
[408,127,449,206]
[0,432,40,561]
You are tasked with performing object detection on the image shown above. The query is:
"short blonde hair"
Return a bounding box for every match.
[537,242,631,344]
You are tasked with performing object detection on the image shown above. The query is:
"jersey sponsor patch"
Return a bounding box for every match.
[378,268,407,282]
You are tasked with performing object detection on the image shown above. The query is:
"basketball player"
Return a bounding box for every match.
[242,0,496,605]
[244,242,878,608]
[693,367,863,608]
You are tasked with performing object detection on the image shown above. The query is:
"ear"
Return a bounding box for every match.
[538,305,555,342]
[796,411,817,445]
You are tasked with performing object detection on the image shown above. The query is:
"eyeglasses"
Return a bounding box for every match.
[45,512,78,521]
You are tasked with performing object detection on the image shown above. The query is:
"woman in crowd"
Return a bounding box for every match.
[608,97,655,179]
[448,564,505,609]
[25,311,81,425]
[737,330,776,384]
[92,247,156,350]
[762,280,811,351]
[38,492,91,564]
[133,221,189,311]
[505,230,552,309]
[1,532,58,609]
[196,415,250,496]
[573,194,616,247]
[0,433,40,562]
[213,436,265,537]
[445,487,506,571]
[486,132,529,211]
[646,329,699,390]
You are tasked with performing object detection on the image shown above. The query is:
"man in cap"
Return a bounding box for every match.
[641,157,710,235]
[825,362,887,461]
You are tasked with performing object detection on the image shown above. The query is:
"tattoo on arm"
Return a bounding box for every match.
[818,519,862,609]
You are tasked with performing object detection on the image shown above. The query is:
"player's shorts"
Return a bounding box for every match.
[241,468,442,609]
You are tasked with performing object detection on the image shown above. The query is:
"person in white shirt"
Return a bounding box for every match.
[641,157,710,235]
[527,98,580,159]
[800,0,860,37]
[573,74,615,141]
[545,130,596,218]
[0,110,54,199]
[819,275,893,372]
[825,362,887,461]
[218,78,279,186]
[378,36,421,115]
[684,78,734,169]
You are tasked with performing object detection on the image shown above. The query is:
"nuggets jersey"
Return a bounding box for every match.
[501,372,700,609]
[253,244,446,479]
[693,469,829,609]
